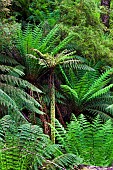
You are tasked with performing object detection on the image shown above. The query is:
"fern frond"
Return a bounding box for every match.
[62,59,80,68]
[0,74,42,93]
[0,89,19,110]
[0,54,19,65]
[83,69,113,101]
[55,119,66,145]
[61,85,78,101]
[88,84,113,101]
[52,33,74,55]
[0,65,24,76]
[48,153,82,170]
[61,66,113,119]
[0,89,26,121]
[38,24,59,53]
[55,114,113,166]
[76,63,95,71]
[44,35,61,53]
[106,104,113,117]
[87,108,112,120]
[32,26,43,48]
[59,65,71,87]
[56,50,76,63]
[0,83,43,115]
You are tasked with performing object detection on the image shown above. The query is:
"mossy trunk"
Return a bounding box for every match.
[50,68,55,143]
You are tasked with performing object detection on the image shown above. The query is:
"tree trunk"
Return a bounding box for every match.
[101,0,111,28]
[50,68,55,143]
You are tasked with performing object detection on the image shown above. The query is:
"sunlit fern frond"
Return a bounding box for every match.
[54,114,113,166]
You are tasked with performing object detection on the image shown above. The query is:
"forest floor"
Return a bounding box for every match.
[75,165,113,170]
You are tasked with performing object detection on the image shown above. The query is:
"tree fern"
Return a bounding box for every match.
[61,68,113,120]
[16,23,95,142]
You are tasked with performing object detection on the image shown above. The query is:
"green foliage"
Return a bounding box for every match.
[15,23,80,102]
[58,0,101,27]
[17,24,87,72]
[45,153,82,170]
[16,24,74,56]
[72,26,113,64]
[56,0,113,65]
[110,1,113,28]
[12,0,60,25]
[16,24,62,81]
[0,115,81,169]
[61,67,113,120]
[16,23,96,142]
[0,0,12,18]
[0,54,43,121]
[0,20,21,51]
[55,114,113,166]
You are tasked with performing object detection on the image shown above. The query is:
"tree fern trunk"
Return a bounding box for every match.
[50,68,55,143]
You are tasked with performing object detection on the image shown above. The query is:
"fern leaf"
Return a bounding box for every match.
[0,89,27,121]
[61,85,78,101]
[52,33,74,55]
[38,24,59,52]
[0,54,19,65]
[83,69,113,101]
[53,153,82,169]
[0,74,42,93]
[88,84,113,100]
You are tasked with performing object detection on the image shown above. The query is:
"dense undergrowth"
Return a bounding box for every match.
[0,0,113,169]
